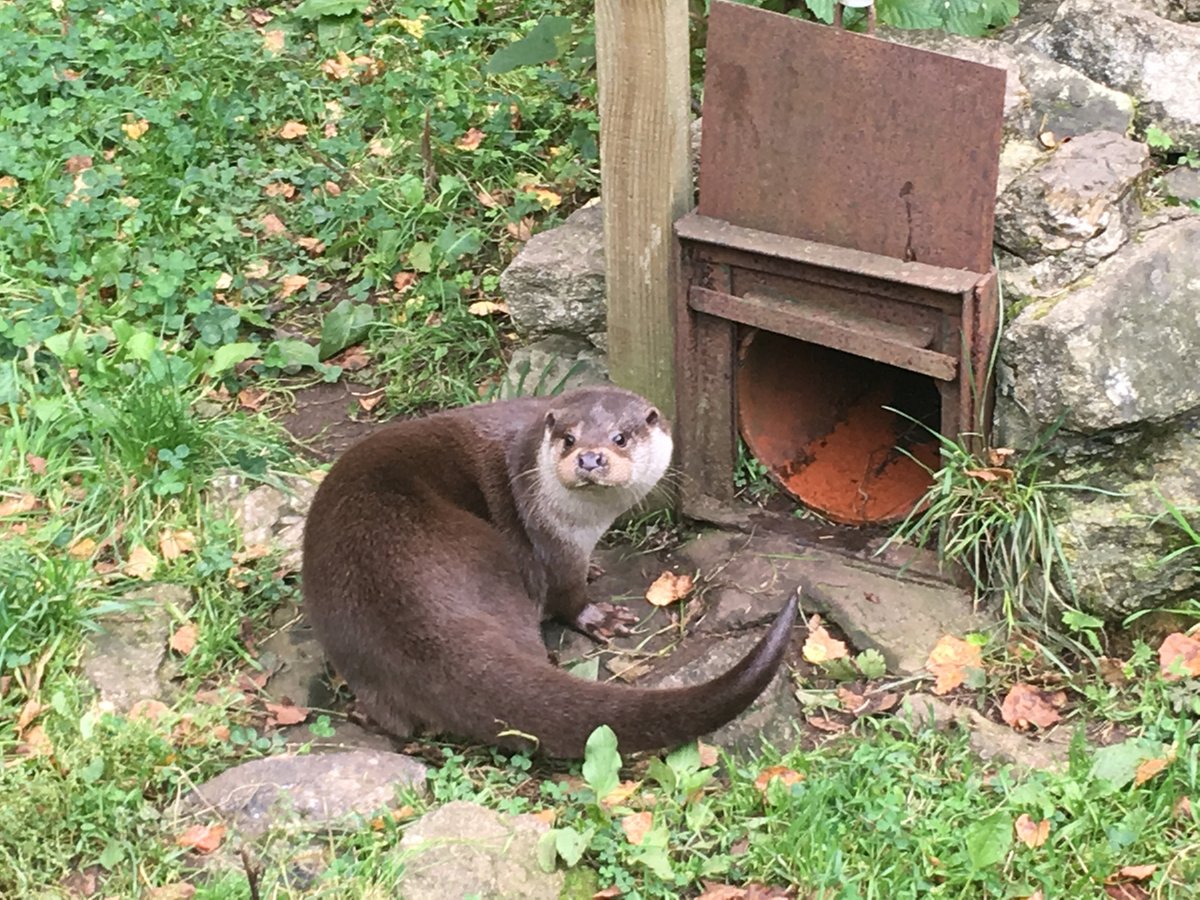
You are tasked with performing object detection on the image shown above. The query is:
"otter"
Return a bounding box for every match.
[301,385,797,758]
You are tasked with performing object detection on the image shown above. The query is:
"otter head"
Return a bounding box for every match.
[540,388,673,504]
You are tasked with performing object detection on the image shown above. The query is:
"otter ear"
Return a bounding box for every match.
[645,408,659,426]
[545,411,556,430]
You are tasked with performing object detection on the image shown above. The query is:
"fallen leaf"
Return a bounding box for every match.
[247,8,274,24]
[591,888,622,900]
[264,702,309,726]
[261,29,285,52]
[176,823,226,854]
[986,447,1016,467]
[321,51,352,80]
[158,528,197,562]
[212,724,232,742]
[806,715,848,734]
[1110,864,1157,882]
[529,809,557,826]
[367,138,392,157]
[129,699,170,721]
[1014,813,1050,848]
[926,634,983,695]
[0,492,38,517]
[278,120,308,140]
[123,544,158,580]
[620,811,653,846]
[467,300,510,317]
[67,536,98,560]
[1158,632,1200,680]
[803,615,848,664]
[121,118,150,140]
[836,685,865,711]
[278,274,309,298]
[753,765,804,797]
[601,780,641,808]
[506,217,534,241]
[144,883,197,900]
[392,271,418,292]
[19,723,54,757]
[233,544,271,564]
[244,260,270,279]
[1104,884,1149,899]
[531,186,562,208]
[357,393,384,413]
[296,236,325,255]
[64,155,93,174]
[0,174,16,205]
[1098,656,1129,686]
[263,181,295,199]
[1135,750,1174,786]
[16,699,42,735]
[696,886,746,900]
[214,272,234,291]
[259,214,288,238]
[963,467,1014,483]
[455,127,485,151]
[645,571,694,607]
[477,187,505,208]
[328,346,370,371]
[698,741,720,768]
[1174,796,1192,819]
[168,623,198,656]
[323,180,342,197]
[1000,683,1063,731]
[237,387,266,411]
[396,16,426,38]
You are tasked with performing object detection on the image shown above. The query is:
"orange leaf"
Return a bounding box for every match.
[123,544,158,580]
[0,492,37,517]
[129,699,170,721]
[158,528,197,562]
[753,765,804,797]
[645,571,694,607]
[169,623,198,656]
[16,699,42,735]
[176,823,226,854]
[392,271,418,292]
[1158,632,1200,680]
[477,187,505,208]
[802,615,848,664]
[1135,751,1174,786]
[1000,683,1063,731]
[263,181,296,199]
[698,741,720,768]
[67,536,98,560]
[963,467,1014,483]
[144,883,197,899]
[530,186,562,209]
[121,118,150,140]
[601,780,641,808]
[455,127,485,151]
[296,236,325,255]
[926,635,983,695]
[244,260,270,279]
[25,453,47,475]
[19,723,54,757]
[506,217,534,241]
[1014,813,1050,848]
[529,808,557,826]
[259,213,287,236]
[320,51,353,80]
[696,886,747,900]
[1114,864,1157,881]
[467,300,510,317]
[237,387,267,411]
[64,155,93,174]
[620,811,653,846]
[278,120,308,140]
[278,274,309,298]
[264,702,309,726]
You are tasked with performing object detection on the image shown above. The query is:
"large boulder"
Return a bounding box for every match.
[1015,0,1200,148]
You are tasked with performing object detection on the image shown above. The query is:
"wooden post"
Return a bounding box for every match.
[595,0,692,417]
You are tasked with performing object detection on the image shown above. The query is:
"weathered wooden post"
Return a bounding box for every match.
[594,0,692,417]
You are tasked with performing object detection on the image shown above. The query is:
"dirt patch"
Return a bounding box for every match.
[278,380,386,462]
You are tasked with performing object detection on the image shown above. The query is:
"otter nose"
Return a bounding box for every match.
[577,450,606,472]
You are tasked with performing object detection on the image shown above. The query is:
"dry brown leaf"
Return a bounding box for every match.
[123,544,158,580]
[213,272,233,292]
[25,453,47,475]
[168,623,198,656]
[278,120,308,140]
[67,536,98,560]
[323,180,342,197]
[1174,796,1192,819]
[506,217,534,242]
[836,685,865,711]
[19,723,54,757]
[264,702,309,726]
[1014,813,1050,848]
[296,236,325,255]
[237,387,267,411]
[278,274,309,298]
[16,699,42,735]
[259,213,286,236]
[321,51,352,80]
[1098,656,1129,686]
[926,634,983,695]
[696,886,747,900]
[261,29,285,52]
[645,571,694,607]
[601,780,641,808]
[477,187,505,208]
[986,447,1016,467]
[620,811,653,846]
[158,528,197,562]
[122,118,150,140]
[1000,683,1063,731]
[591,889,622,900]
[1114,864,1157,881]
[176,823,226,854]
[1103,883,1149,899]
[367,138,392,157]
[392,271,418,292]
[1135,751,1174,786]
[247,8,274,24]
[698,741,720,768]
[531,186,562,208]
[0,492,37,517]
[455,127,485,151]
[263,181,295,199]
[244,260,270,279]
[64,155,93,175]
[328,346,370,371]
[528,808,557,826]
[144,883,197,900]
[467,300,510,317]
[803,615,848,664]
[233,544,271,564]
[129,699,170,721]
[1158,632,1200,680]
[358,393,384,413]
[753,765,804,796]
[806,715,848,734]
[963,467,1014,483]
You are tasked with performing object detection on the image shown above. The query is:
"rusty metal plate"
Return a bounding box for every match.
[699,1,1006,274]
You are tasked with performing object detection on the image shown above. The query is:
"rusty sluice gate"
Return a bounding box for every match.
[675,1,1006,528]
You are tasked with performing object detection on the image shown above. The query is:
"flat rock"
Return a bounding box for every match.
[901,692,1072,772]
[80,583,189,712]
[257,605,334,709]
[1018,0,1200,148]
[1163,165,1200,204]
[176,750,427,836]
[393,801,563,900]
[644,630,801,755]
[210,471,320,574]
[501,334,609,399]
[499,203,606,348]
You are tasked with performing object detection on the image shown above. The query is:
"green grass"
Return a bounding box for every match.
[6,0,1199,897]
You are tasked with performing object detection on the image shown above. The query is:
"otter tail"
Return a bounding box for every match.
[446,593,799,758]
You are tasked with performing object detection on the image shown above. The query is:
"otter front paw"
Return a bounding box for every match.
[573,601,640,642]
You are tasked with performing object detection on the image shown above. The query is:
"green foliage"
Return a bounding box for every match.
[739,0,1019,35]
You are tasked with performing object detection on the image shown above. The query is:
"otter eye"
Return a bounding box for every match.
[612,432,627,447]
[562,433,575,449]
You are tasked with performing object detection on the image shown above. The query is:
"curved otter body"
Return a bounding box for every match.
[301,386,797,758]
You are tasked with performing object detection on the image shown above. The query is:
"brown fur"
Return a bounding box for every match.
[301,386,797,758]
